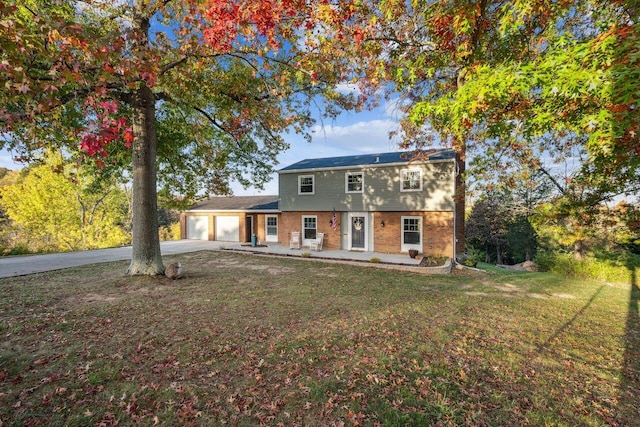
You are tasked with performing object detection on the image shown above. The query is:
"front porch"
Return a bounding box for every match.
[220,242,428,268]
[220,242,455,274]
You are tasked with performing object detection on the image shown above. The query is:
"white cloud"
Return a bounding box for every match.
[335,82,362,96]
[310,119,401,153]
[231,117,403,195]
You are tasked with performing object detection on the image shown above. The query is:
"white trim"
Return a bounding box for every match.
[345,171,364,193]
[298,174,315,195]
[301,215,317,246]
[401,215,422,252]
[400,168,423,192]
[348,212,368,251]
[265,215,278,242]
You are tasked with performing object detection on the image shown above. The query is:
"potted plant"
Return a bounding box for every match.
[408,249,419,259]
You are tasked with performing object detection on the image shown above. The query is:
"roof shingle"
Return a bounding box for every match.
[188,195,279,211]
[278,149,454,172]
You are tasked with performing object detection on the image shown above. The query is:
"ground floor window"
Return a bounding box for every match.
[401,216,422,251]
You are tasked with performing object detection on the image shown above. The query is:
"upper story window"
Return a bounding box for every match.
[298,175,314,195]
[401,168,422,192]
[345,172,364,193]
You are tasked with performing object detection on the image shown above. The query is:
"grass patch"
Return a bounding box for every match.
[0,251,638,426]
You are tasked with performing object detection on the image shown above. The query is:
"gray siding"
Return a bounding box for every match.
[278,161,455,212]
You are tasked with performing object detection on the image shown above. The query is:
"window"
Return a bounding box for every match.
[402,216,422,251]
[401,169,422,191]
[298,175,314,194]
[302,216,317,241]
[345,172,364,193]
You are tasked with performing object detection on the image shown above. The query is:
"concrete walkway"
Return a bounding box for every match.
[0,240,434,279]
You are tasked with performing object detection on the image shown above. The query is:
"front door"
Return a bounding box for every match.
[349,213,367,251]
[302,215,317,247]
[265,215,278,242]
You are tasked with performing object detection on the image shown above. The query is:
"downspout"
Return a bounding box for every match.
[453,158,459,263]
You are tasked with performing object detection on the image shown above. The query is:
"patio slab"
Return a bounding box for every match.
[221,242,419,264]
[217,242,450,274]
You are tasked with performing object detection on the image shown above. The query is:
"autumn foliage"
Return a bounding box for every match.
[0,0,363,273]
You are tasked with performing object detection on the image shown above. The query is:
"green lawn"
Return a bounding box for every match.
[1,251,638,426]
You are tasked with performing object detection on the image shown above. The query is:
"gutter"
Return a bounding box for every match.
[278,158,455,175]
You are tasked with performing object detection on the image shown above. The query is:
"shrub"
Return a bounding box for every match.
[535,250,640,284]
[460,248,483,267]
[1,243,32,256]
[301,252,311,258]
[159,222,181,241]
[369,257,381,263]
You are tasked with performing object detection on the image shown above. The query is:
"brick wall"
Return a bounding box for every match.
[374,211,454,257]
[280,212,341,250]
[179,213,186,239]
[254,214,264,243]
[181,209,455,256]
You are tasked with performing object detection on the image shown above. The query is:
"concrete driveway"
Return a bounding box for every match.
[0,240,224,278]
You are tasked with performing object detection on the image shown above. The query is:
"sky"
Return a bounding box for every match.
[0,3,418,199]
[0,95,408,197]
[231,97,406,196]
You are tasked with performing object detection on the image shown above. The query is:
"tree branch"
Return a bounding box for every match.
[538,167,567,196]
[192,106,228,135]
[362,36,437,51]
[159,56,190,76]
[149,0,176,16]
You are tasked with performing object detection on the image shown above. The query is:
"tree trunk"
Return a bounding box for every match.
[525,248,532,261]
[574,239,585,261]
[496,240,503,265]
[127,10,164,275]
[128,83,163,275]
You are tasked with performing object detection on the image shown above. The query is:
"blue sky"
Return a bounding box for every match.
[0,6,412,197]
[0,98,407,196]
[231,98,405,196]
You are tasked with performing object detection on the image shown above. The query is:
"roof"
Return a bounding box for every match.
[187,195,279,212]
[278,149,455,173]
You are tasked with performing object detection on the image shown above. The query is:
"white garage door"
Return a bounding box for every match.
[187,216,209,240]
[216,216,240,241]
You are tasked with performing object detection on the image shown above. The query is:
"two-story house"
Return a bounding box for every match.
[180,149,463,258]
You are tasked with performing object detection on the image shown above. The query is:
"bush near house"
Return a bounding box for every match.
[159,222,181,241]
